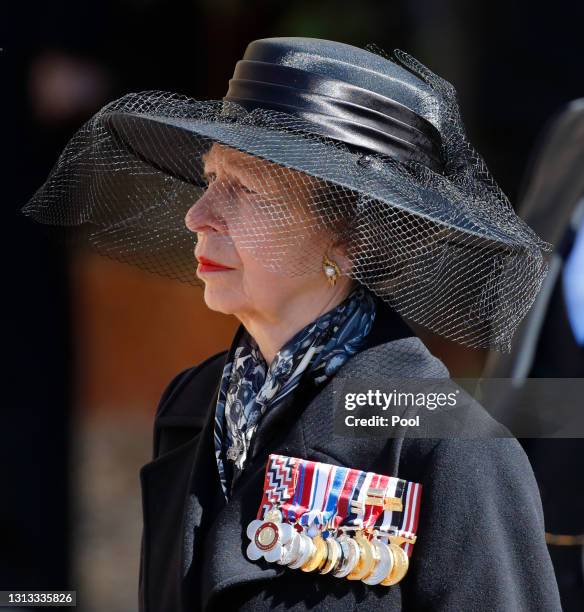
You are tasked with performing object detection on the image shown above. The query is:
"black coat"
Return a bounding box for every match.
[138,300,562,611]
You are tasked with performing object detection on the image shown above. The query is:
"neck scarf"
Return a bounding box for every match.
[213,285,377,500]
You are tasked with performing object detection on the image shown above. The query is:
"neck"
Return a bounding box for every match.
[237,281,355,364]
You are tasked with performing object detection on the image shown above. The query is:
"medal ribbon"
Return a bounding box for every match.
[332,467,362,529]
[362,472,392,528]
[297,461,347,528]
[346,470,375,528]
[300,460,334,527]
[401,481,422,557]
[321,465,349,528]
[256,454,422,557]
[257,454,298,519]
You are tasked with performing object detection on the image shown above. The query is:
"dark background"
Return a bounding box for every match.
[2,0,583,607]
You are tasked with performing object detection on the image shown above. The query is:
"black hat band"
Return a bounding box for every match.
[224,60,444,172]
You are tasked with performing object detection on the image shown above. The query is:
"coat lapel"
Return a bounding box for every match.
[193,372,314,608]
[198,451,287,609]
[140,356,226,612]
[177,359,305,610]
[177,381,227,601]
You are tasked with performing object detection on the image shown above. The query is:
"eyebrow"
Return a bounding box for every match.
[201,150,235,177]
[201,149,258,184]
[201,151,215,177]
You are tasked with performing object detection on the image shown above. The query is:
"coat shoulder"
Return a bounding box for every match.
[398,437,562,610]
[150,351,227,459]
[345,336,450,379]
[155,351,227,421]
[300,335,513,477]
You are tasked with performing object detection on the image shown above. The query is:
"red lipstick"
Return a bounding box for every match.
[196,255,234,273]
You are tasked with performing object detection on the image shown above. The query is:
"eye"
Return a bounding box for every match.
[202,171,217,187]
[240,183,257,195]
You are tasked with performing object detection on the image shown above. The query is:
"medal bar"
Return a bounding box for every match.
[245,454,422,587]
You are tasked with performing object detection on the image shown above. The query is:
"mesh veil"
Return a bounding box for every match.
[21,49,550,352]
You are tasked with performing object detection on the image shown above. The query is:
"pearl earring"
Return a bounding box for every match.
[322,254,341,286]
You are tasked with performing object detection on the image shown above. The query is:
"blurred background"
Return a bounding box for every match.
[2,1,583,610]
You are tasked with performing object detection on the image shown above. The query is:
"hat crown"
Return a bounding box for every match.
[226,37,444,170]
[237,37,441,131]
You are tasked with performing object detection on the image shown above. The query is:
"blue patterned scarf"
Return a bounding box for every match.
[214,284,377,500]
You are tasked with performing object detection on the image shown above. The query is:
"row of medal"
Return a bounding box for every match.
[246,506,413,586]
[245,454,422,587]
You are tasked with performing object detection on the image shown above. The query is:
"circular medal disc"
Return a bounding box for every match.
[278,530,301,565]
[263,522,294,563]
[330,537,346,574]
[380,543,410,586]
[301,534,327,572]
[362,540,393,585]
[333,536,360,578]
[347,533,377,580]
[319,537,341,574]
[288,533,314,569]
[254,522,279,551]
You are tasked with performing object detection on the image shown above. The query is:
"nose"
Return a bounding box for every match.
[184,191,224,234]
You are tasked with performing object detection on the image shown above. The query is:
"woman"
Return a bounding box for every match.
[23,38,561,611]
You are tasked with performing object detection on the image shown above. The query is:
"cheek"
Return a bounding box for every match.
[232,225,328,285]
[238,250,303,309]
[238,250,277,292]
[238,249,321,304]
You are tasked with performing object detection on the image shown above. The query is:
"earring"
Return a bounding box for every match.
[322,254,341,287]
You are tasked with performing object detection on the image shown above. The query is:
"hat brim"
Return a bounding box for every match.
[104,110,532,253]
[22,91,551,352]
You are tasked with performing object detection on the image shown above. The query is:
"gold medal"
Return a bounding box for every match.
[319,537,341,574]
[347,531,378,580]
[380,542,409,586]
[301,533,327,572]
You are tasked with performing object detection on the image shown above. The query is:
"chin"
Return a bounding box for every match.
[202,283,241,315]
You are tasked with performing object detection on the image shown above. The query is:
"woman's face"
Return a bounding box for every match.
[184,143,352,321]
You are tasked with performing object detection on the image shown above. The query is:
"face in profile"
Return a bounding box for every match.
[184,142,353,321]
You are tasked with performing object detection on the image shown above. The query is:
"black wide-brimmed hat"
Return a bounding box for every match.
[22,37,550,351]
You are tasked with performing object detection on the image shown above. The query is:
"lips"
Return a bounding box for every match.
[196,255,235,272]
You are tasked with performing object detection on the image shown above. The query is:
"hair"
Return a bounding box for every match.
[308,180,409,296]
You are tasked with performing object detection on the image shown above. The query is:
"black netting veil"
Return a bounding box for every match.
[21,49,550,351]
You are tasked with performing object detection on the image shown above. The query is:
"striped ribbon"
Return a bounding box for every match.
[258,454,298,514]
[256,454,422,556]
